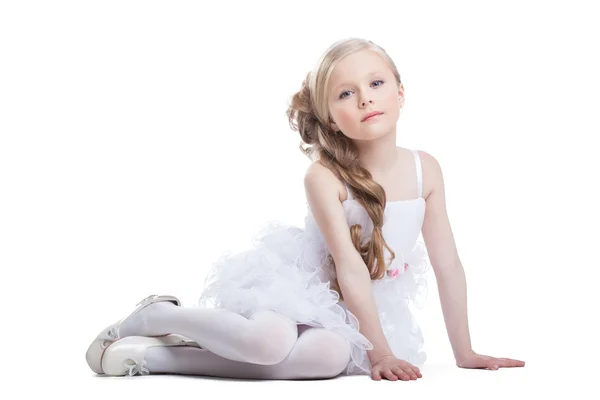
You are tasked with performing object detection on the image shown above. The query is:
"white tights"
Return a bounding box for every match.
[119,302,352,379]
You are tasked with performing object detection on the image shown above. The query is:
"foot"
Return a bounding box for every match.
[118,301,177,338]
[98,335,202,376]
[86,294,181,374]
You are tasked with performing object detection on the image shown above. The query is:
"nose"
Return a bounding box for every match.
[358,86,374,107]
[360,98,373,108]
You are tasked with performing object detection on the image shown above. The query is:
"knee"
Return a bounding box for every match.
[303,329,351,378]
[240,313,297,365]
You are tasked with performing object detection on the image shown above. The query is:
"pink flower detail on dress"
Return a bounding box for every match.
[387,268,399,278]
[404,262,409,271]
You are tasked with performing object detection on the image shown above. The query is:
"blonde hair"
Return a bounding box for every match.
[286,38,403,300]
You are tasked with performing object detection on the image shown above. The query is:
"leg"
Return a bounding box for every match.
[144,326,352,380]
[119,303,298,365]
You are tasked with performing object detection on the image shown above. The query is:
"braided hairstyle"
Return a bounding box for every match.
[286,38,403,300]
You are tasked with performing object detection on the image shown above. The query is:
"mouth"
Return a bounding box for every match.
[361,112,383,122]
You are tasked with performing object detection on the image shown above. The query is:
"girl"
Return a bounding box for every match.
[86,37,525,381]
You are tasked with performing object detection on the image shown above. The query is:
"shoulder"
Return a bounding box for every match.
[415,149,441,171]
[303,161,360,268]
[413,149,444,200]
[304,161,346,203]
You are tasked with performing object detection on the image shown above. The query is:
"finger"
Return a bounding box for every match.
[403,362,423,379]
[404,363,421,378]
[409,366,422,378]
[392,367,410,380]
[497,358,526,368]
[372,369,382,381]
[383,369,399,381]
[500,358,526,366]
[402,367,418,380]
[487,360,500,370]
[397,366,417,380]
[460,358,488,369]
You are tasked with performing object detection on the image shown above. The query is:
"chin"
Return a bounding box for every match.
[343,122,393,141]
[352,131,390,142]
[364,125,393,139]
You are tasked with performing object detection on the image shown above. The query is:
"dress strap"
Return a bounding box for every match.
[345,183,353,200]
[411,149,423,198]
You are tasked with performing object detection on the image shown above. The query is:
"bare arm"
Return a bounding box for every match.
[419,150,473,361]
[304,163,393,364]
[336,256,394,363]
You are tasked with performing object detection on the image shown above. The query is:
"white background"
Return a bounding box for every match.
[1,0,598,398]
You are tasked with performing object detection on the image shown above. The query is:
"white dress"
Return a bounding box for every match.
[198,149,431,375]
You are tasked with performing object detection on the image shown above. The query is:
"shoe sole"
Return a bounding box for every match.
[101,335,201,376]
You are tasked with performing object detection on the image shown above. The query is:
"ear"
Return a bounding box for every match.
[398,84,405,108]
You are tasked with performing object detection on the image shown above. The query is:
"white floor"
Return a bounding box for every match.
[67,361,576,400]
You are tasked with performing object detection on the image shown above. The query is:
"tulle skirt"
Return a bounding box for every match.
[197,221,430,375]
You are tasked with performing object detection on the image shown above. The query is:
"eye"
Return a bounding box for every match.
[339,80,384,99]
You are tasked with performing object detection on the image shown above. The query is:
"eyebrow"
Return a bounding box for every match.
[331,71,382,92]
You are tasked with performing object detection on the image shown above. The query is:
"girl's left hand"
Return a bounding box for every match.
[456,350,525,370]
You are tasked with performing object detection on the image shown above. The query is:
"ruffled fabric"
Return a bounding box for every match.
[198,214,431,376]
[198,220,375,374]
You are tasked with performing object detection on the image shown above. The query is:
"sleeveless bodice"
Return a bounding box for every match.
[342,197,426,254]
[303,149,427,277]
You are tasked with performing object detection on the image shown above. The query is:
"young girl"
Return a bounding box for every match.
[86,37,525,381]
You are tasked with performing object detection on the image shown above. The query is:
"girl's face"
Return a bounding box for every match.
[327,49,404,141]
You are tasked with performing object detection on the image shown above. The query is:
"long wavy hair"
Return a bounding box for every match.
[286,38,403,300]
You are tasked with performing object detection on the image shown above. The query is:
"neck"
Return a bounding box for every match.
[352,131,398,177]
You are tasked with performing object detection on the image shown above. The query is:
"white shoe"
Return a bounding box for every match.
[86,294,181,374]
[100,334,202,376]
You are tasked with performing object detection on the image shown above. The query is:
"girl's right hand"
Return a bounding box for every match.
[370,355,423,381]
